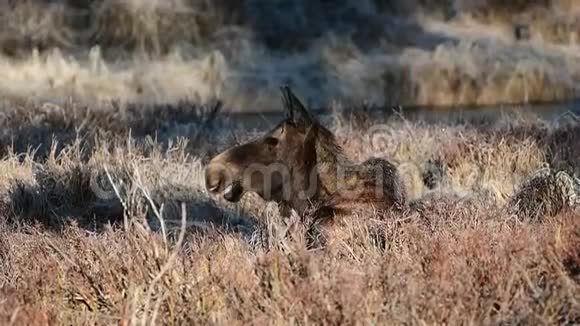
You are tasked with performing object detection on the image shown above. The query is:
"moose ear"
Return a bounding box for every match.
[281,86,294,121]
[280,86,315,126]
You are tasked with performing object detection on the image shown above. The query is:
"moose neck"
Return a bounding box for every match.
[313,126,349,200]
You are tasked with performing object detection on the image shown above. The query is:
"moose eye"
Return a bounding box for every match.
[264,137,279,147]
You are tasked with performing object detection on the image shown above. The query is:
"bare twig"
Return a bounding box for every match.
[140,202,187,326]
[104,164,129,231]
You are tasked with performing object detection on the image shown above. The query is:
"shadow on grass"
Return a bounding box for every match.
[0,100,225,162]
[4,164,259,238]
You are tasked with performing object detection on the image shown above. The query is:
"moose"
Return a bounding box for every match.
[205,87,409,227]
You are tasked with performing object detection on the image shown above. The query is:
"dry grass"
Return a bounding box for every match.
[1,1,580,110]
[0,99,578,325]
[90,0,245,56]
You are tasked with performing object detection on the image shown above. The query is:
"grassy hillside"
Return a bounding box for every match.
[0,0,580,110]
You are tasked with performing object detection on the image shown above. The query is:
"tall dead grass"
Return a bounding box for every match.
[0,100,578,324]
[1,0,580,110]
[1,192,578,324]
[91,0,246,56]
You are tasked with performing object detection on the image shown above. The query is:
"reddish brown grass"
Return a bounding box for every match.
[0,101,578,325]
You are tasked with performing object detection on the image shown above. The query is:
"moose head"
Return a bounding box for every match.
[205,87,321,213]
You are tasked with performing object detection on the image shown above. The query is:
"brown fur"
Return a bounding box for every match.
[205,87,408,228]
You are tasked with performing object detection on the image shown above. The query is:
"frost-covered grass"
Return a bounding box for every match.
[1,0,580,111]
